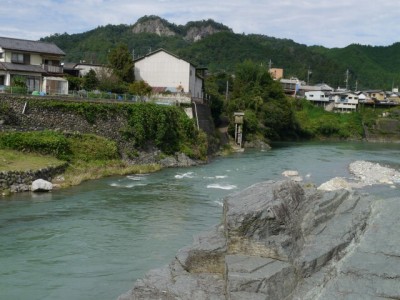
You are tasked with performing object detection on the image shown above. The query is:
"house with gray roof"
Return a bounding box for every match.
[0,36,68,94]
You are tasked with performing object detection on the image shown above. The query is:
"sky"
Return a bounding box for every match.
[1,0,399,48]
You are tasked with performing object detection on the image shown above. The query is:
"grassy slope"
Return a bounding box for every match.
[0,149,65,172]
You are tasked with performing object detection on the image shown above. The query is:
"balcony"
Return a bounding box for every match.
[42,64,63,74]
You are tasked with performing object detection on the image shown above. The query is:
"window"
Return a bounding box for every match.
[12,53,24,63]
[11,52,30,64]
[0,52,3,59]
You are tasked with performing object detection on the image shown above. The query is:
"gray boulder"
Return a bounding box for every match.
[119,180,399,300]
[31,179,53,192]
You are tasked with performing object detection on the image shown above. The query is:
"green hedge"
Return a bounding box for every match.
[0,130,70,159]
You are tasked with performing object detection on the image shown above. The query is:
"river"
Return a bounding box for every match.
[1,142,399,300]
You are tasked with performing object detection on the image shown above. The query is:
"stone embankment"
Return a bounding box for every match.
[119,161,400,300]
[0,164,67,193]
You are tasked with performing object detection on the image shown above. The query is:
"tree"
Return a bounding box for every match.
[96,67,125,93]
[66,75,83,91]
[227,60,297,140]
[204,74,227,126]
[108,43,135,83]
[128,81,152,96]
[82,69,99,90]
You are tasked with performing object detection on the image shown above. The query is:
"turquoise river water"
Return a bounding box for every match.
[1,142,400,300]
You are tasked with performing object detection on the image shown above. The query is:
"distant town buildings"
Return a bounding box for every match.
[274,67,399,112]
[0,35,399,113]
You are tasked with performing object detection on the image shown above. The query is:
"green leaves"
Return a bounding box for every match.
[108,43,135,83]
[0,131,70,159]
[226,60,297,140]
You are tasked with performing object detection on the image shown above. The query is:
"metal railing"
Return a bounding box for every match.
[42,64,63,74]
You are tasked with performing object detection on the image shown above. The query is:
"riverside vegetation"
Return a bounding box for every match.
[1,60,399,193]
[0,101,207,193]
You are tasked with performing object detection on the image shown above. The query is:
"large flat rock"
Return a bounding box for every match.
[310,197,400,299]
[119,180,400,300]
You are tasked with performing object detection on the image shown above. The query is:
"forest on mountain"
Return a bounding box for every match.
[41,16,400,91]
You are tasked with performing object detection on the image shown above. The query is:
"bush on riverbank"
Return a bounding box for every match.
[0,131,162,188]
[294,99,364,139]
[26,100,207,160]
[0,130,71,159]
[0,131,119,162]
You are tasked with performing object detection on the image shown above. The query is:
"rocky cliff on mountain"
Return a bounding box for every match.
[131,16,231,41]
[131,17,176,37]
[118,177,400,300]
[184,24,230,42]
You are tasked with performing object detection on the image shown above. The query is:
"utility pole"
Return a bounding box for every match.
[268,59,272,70]
[355,80,358,91]
[225,80,229,102]
[132,49,135,60]
[345,69,350,90]
[307,66,312,85]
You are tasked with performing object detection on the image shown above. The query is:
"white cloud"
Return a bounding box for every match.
[0,0,399,48]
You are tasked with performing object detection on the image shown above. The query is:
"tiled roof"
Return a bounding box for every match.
[0,62,44,73]
[0,36,65,56]
[134,48,197,67]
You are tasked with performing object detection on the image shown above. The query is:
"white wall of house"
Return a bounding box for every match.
[135,50,203,98]
[194,75,203,99]
[135,51,190,93]
[305,91,330,102]
[76,64,105,77]
[334,93,359,111]
[31,54,42,65]
[4,52,11,62]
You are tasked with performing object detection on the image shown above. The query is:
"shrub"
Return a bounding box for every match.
[66,133,119,161]
[0,130,70,159]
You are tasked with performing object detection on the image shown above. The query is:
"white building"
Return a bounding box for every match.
[332,92,359,111]
[0,36,68,94]
[305,90,331,104]
[134,49,204,100]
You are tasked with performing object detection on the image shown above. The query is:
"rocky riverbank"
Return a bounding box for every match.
[119,161,400,300]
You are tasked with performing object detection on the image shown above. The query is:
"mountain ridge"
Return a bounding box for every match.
[41,16,400,90]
